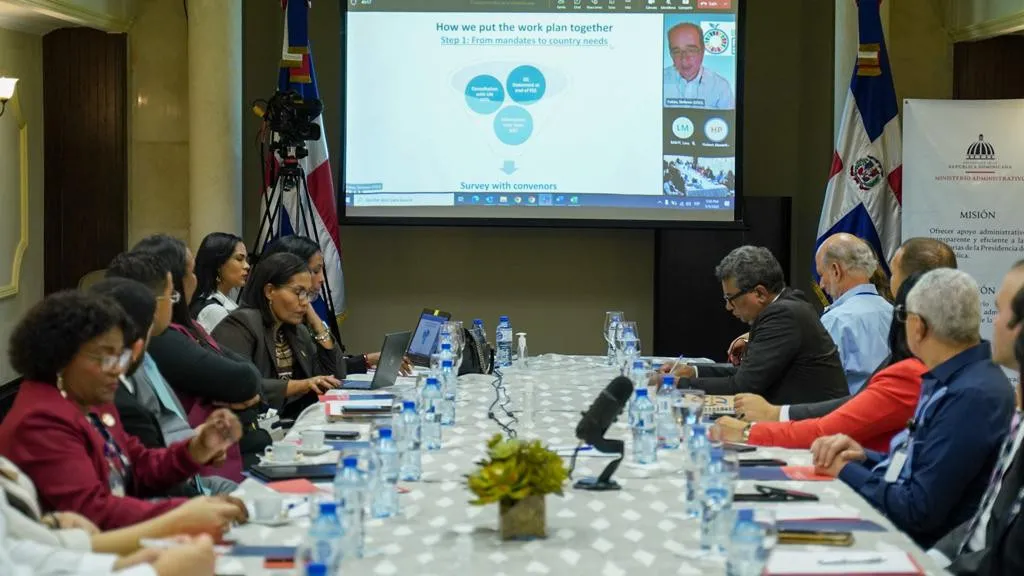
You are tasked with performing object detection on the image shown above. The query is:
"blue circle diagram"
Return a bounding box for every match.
[465,75,505,114]
[494,106,533,146]
[506,65,546,105]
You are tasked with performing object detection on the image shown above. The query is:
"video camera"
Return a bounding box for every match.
[259,90,323,158]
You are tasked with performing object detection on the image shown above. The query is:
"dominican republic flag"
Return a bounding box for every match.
[258,0,345,322]
[814,0,901,290]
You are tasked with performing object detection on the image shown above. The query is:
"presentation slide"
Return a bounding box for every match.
[343,0,739,222]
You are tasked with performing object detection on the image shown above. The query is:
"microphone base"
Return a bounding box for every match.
[572,477,622,491]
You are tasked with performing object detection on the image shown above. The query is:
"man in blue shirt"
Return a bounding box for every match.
[816,233,894,394]
[812,268,1014,547]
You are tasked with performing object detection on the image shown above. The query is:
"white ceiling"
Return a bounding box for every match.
[0,1,69,34]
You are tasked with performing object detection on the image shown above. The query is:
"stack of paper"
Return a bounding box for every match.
[766,550,922,575]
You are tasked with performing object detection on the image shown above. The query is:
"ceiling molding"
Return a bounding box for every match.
[950,10,1024,42]
[5,0,136,33]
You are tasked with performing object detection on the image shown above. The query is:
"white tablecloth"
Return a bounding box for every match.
[219,354,949,575]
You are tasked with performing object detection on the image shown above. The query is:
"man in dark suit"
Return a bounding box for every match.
[732,237,959,422]
[665,245,847,405]
[930,261,1024,575]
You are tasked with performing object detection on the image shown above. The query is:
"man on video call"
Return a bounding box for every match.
[663,22,735,110]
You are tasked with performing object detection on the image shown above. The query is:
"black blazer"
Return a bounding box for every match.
[936,434,1024,576]
[212,308,347,418]
[679,288,848,405]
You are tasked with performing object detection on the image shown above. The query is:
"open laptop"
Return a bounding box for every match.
[406,308,452,367]
[342,331,412,390]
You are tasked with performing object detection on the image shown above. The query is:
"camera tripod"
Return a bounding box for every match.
[253,142,341,338]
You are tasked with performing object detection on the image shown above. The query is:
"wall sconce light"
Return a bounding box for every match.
[0,77,18,118]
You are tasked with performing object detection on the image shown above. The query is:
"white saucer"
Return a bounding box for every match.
[258,454,304,466]
[298,445,332,456]
[248,516,291,527]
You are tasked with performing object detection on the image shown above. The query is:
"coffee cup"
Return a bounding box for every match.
[301,430,325,451]
[263,442,298,463]
[251,495,284,522]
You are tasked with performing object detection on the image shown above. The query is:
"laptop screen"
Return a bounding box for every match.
[407,312,446,358]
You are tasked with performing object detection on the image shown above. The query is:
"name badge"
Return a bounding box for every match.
[884,450,908,483]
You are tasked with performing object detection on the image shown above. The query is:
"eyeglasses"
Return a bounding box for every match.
[895,305,928,327]
[723,288,754,305]
[283,285,312,303]
[82,349,132,372]
[157,291,181,304]
[671,46,703,58]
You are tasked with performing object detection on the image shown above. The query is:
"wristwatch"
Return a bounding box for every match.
[741,423,752,443]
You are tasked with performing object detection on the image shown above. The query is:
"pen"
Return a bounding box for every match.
[817,556,885,566]
[668,354,685,375]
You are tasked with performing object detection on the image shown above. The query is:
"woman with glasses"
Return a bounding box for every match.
[712,272,928,452]
[190,233,250,334]
[260,235,411,376]
[132,234,269,473]
[0,291,246,530]
[213,253,345,420]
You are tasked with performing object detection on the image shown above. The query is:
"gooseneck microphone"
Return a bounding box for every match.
[573,376,634,491]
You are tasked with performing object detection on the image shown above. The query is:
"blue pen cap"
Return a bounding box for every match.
[737,509,754,523]
[306,563,327,576]
[402,400,416,411]
[379,427,392,439]
[635,388,648,398]
[342,456,358,468]
[499,315,509,322]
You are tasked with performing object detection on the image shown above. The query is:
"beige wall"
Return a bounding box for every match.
[0,26,44,383]
[889,0,954,115]
[127,0,189,245]
[241,0,837,356]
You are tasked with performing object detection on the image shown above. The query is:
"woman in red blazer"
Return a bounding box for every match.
[0,291,245,530]
[713,272,927,452]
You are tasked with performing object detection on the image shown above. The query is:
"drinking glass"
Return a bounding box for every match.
[674,389,706,430]
[755,509,778,555]
[604,311,624,365]
[615,321,639,371]
[443,321,465,372]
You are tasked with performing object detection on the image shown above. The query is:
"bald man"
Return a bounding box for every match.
[663,22,734,110]
[815,233,894,395]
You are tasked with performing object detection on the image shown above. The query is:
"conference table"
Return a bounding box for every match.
[218,354,949,575]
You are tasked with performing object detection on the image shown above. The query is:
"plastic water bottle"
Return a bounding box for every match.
[399,400,422,480]
[333,456,366,559]
[439,359,456,425]
[685,424,711,518]
[626,360,646,426]
[629,359,647,389]
[631,389,657,464]
[472,318,487,344]
[371,428,400,518]
[311,501,343,570]
[621,325,638,366]
[727,509,764,576]
[421,378,443,450]
[495,315,513,368]
[657,376,680,450]
[701,447,734,554]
